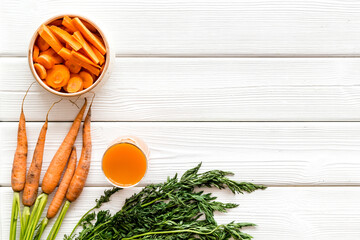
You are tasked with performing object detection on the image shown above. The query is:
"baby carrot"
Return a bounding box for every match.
[10,83,33,240]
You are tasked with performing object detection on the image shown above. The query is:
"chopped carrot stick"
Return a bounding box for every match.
[62,16,77,33]
[66,75,84,93]
[73,31,99,64]
[37,36,50,51]
[38,25,63,53]
[69,55,100,76]
[65,60,82,73]
[36,54,55,69]
[72,17,106,55]
[50,25,82,51]
[34,63,47,79]
[51,19,63,26]
[79,71,93,88]
[58,48,71,60]
[46,65,70,88]
[90,45,104,65]
[33,46,40,61]
[70,50,100,68]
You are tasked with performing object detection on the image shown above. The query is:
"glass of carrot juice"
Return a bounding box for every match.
[102,136,149,188]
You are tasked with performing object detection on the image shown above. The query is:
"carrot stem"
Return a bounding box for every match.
[20,206,30,239]
[33,217,49,240]
[9,192,20,240]
[23,193,48,240]
[46,200,71,240]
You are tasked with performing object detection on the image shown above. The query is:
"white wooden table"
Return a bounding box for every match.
[2,1,360,239]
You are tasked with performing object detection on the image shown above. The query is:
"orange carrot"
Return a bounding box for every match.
[35,54,55,69]
[52,86,62,91]
[66,100,92,202]
[90,45,105,65]
[38,25,63,53]
[47,147,77,219]
[37,36,50,52]
[65,42,72,50]
[50,25,82,51]
[45,64,70,88]
[41,48,64,64]
[70,50,100,68]
[65,60,81,73]
[73,31,99,64]
[69,53,101,76]
[79,71,93,88]
[58,48,71,60]
[72,17,106,55]
[33,45,40,61]
[62,16,77,33]
[22,101,60,207]
[41,99,87,194]
[66,75,84,93]
[34,63,47,79]
[11,84,33,192]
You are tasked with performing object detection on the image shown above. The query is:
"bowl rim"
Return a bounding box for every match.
[28,14,110,97]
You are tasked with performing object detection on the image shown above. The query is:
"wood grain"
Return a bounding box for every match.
[2,57,360,121]
[3,1,360,56]
[2,186,360,240]
[2,122,360,187]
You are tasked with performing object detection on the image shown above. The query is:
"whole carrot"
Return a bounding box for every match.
[34,148,77,240]
[47,100,93,240]
[20,100,61,239]
[10,83,33,240]
[42,98,87,194]
[24,99,87,240]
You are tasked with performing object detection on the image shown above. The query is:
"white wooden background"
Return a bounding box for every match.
[2,0,360,239]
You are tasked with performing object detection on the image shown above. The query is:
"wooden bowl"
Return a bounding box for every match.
[28,14,113,97]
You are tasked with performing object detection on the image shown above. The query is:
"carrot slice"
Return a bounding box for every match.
[58,48,71,60]
[72,17,106,55]
[73,31,99,64]
[41,48,63,64]
[36,55,55,69]
[90,45,104,65]
[38,25,63,53]
[34,63,47,79]
[37,36,50,52]
[62,16,77,33]
[50,25,82,51]
[52,86,62,91]
[65,60,82,73]
[33,45,40,61]
[46,65,70,88]
[79,71,93,88]
[66,75,83,93]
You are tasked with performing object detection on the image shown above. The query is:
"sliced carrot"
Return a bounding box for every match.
[69,54,100,76]
[41,48,63,64]
[33,45,40,61]
[37,36,50,52]
[79,71,93,88]
[73,31,99,64]
[36,54,55,69]
[46,65,70,88]
[72,17,106,55]
[52,86,62,91]
[65,60,82,73]
[90,45,104,65]
[50,25,82,51]
[38,25,63,53]
[70,50,100,68]
[34,63,47,79]
[66,75,83,93]
[58,48,71,60]
[51,19,63,26]
[62,16,77,33]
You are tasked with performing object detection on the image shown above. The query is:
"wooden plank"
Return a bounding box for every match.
[2,121,360,187]
[3,1,360,56]
[2,57,360,121]
[1,186,360,239]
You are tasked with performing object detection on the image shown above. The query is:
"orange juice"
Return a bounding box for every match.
[102,141,147,187]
